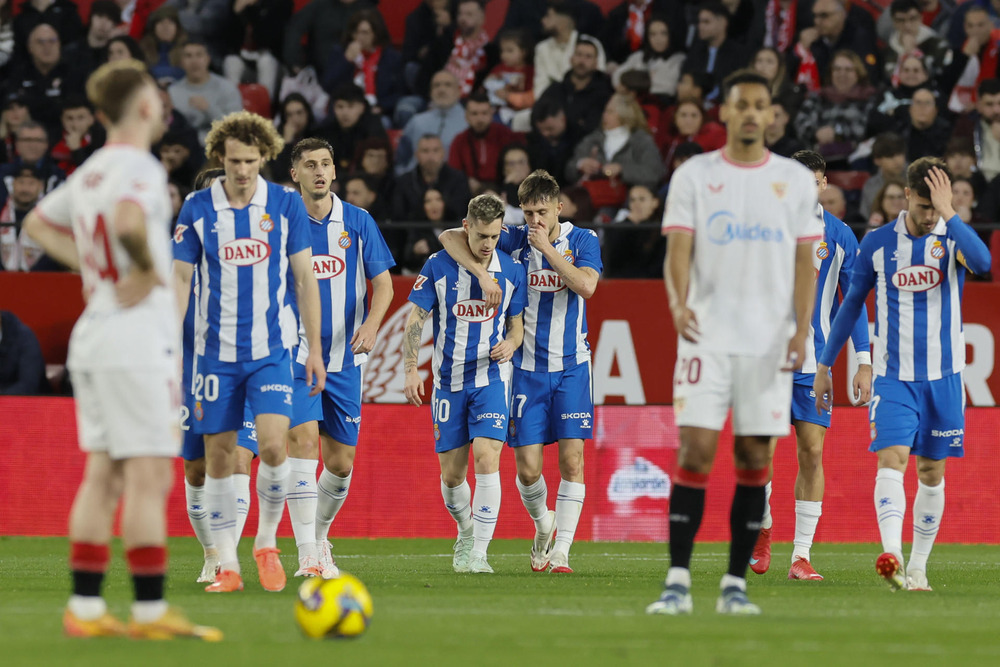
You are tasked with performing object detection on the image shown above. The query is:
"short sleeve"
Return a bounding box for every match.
[499,224,526,254]
[662,162,695,234]
[117,157,168,219]
[407,257,438,312]
[358,211,396,277]
[172,195,203,264]
[573,228,602,274]
[507,261,527,318]
[33,182,74,234]
[284,192,312,256]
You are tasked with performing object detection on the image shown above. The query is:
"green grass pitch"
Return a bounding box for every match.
[2,537,999,666]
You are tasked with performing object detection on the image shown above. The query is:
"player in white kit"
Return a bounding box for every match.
[24,60,220,640]
[646,70,822,616]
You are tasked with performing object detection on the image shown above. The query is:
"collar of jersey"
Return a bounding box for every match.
[893,210,947,236]
[310,193,344,224]
[210,175,268,211]
[470,250,501,274]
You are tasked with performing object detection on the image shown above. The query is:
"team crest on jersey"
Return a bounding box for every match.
[338,231,352,249]
[816,241,829,260]
[259,213,274,233]
[83,173,103,189]
[173,224,187,244]
[870,421,877,441]
[930,241,945,260]
[772,182,787,199]
[194,401,204,421]
[433,423,441,440]
[509,421,516,438]
[563,249,575,264]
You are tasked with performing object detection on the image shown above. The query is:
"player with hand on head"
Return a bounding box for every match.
[172,110,326,593]
[439,169,601,573]
[24,60,221,640]
[750,150,873,581]
[647,69,822,616]
[284,137,395,579]
[404,193,527,574]
[814,158,990,592]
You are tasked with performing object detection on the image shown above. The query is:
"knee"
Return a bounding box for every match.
[184,459,206,486]
[558,450,584,479]
[516,467,541,486]
[916,461,944,486]
[472,445,501,473]
[796,443,823,472]
[323,445,355,477]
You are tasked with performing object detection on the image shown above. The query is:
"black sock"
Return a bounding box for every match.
[728,484,766,578]
[668,484,706,571]
[72,570,104,597]
[132,574,165,602]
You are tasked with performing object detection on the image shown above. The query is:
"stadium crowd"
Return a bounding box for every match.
[3,0,1000,286]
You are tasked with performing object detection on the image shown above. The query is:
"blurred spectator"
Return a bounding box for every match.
[659,71,719,131]
[792,0,880,89]
[162,0,229,61]
[860,132,907,220]
[604,1,687,67]
[496,142,532,224]
[664,140,703,181]
[0,310,47,395]
[283,0,374,77]
[168,39,243,143]
[867,177,907,232]
[951,78,1000,181]
[482,28,534,127]
[4,23,83,134]
[537,37,613,140]
[402,0,453,96]
[448,91,519,194]
[316,83,387,175]
[766,95,805,157]
[526,96,575,181]
[898,86,951,162]
[392,134,471,222]
[106,34,143,62]
[159,130,198,189]
[223,0,292,101]
[12,0,83,64]
[396,70,467,174]
[0,164,60,271]
[882,0,952,83]
[946,7,1000,114]
[321,9,404,126]
[401,187,446,274]
[343,171,387,221]
[682,1,749,99]
[611,16,685,103]
[869,53,931,135]
[945,0,994,52]
[504,0,604,44]
[1,93,31,163]
[557,183,594,223]
[604,183,664,278]
[951,176,985,229]
[62,0,118,78]
[877,0,956,44]
[50,95,103,175]
[658,99,726,176]
[0,121,65,200]
[568,92,664,198]
[140,6,187,88]
[352,136,395,210]
[534,3,606,101]
[168,180,186,224]
[943,137,986,196]
[753,47,804,114]
[271,93,316,183]
[153,83,201,165]
[418,0,493,99]
[722,0,763,47]
[794,50,876,166]
[819,182,848,221]
[0,0,12,71]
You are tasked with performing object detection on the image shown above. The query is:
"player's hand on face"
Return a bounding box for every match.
[924,166,954,216]
[813,365,834,413]
[852,364,872,406]
[115,269,163,308]
[350,320,378,354]
[305,350,326,396]
[671,306,700,343]
[527,220,550,250]
[490,339,514,363]
[403,368,424,406]
[783,331,807,372]
[479,273,502,310]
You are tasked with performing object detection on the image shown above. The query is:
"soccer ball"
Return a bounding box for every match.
[294,573,373,639]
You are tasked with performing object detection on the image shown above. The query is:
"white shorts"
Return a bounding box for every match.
[73,366,181,460]
[673,343,792,437]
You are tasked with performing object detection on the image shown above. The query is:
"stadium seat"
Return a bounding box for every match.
[826,170,870,193]
[239,84,272,119]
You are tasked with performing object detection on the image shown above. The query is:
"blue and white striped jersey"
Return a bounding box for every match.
[499,222,602,372]
[796,206,870,380]
[408,249,527,391]
[293,194,395,372]
[173,176,312,362]
[820,211,992,381]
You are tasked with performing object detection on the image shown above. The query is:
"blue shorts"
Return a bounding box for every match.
[869,374,965,459]
[191,349,294,434]
[431,382,510,453]
[791,378,831,428]
[509,363,593,447]
[181,402,258,461]
[291,363,362,446]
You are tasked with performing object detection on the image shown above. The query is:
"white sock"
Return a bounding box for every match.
[720,573,746,591]
[130,600,169,624]
[909,479,945,573]
[761,481,773,530]
[553,479,585,555]
[233,473,251,547]
[68,594,107,621]
[792,500,822,562]
[254,460,290,550]
[441,478,474,534]
[204,475,239,572]
[472,472,501,554]
[316,467,352,541]
[184,479,215,552]
[516,475,549,526]
[665,567,691,589]
[286,457,319,559]
[874,468,906,562]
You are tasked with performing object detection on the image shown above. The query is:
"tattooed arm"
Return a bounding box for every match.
[403,305,431,406]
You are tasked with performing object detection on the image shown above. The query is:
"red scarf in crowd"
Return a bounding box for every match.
[447,29,489,97]
[627,0,653,52]
[765,0,797,53]
[353,47,383,105]
[793,42,820,92]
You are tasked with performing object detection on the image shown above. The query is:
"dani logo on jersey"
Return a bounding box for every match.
[220,238,271,266]
[312,254,346,279]
[892,265,942,292]
[706,210,785,246]
[452,299,496,323]
[529,269,566,292]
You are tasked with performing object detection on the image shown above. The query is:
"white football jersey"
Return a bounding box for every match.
[35,144,178,370]
[662,150,822,356]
